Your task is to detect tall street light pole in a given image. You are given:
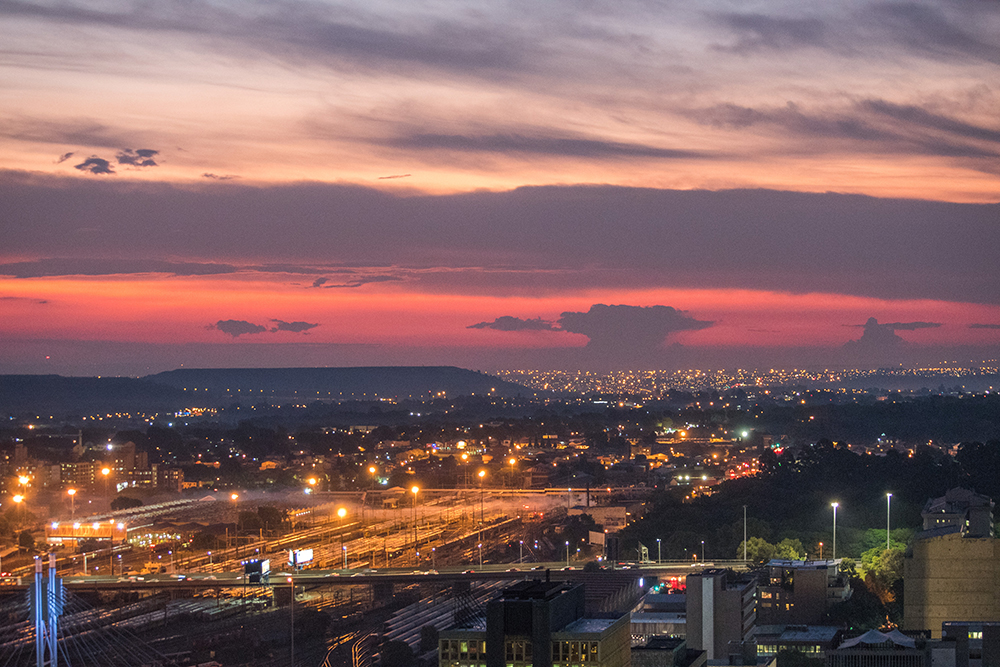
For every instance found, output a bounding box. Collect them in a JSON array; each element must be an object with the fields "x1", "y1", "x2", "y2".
[
  {"x1": 701, "y1": 540, "x2": 705, "y2": 563},
  {"x1": 743, "y1": 505, "x2": 748, "y2": 562},
  {"x1": 656, "y1": 538, "x2": 661, "y2": 564},
  {"x1": 68, "y1": 488, "x2": 76, "y2": 519},
  {"x1": 831, "y1": 502, "x2": 839, "y2": 560},
  {"x1": 477, "y1": 470, "x2": 486, "y2": 543},
  {"x1": 886, "y1": 493, "x2": 892, "y2": 550},
  {"x1": 411, "y1": 486, "x2": 420, "y2": 566}
]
